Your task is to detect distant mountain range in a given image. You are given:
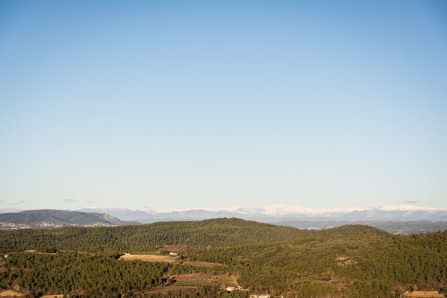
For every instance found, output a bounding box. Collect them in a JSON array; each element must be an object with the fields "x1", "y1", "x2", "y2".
[
  {"x1": 0, "y1": 209, "x2": 132, "y2": 230},
  {"x1": 77, "y1": 205, "x2": 447, "y2": 234},
  {"x1": 78, "y1": 205, "x2": 447, "y2": 223},
  {"x1": 1, "y1": 205, "x2": 447, "y2": 234}
]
